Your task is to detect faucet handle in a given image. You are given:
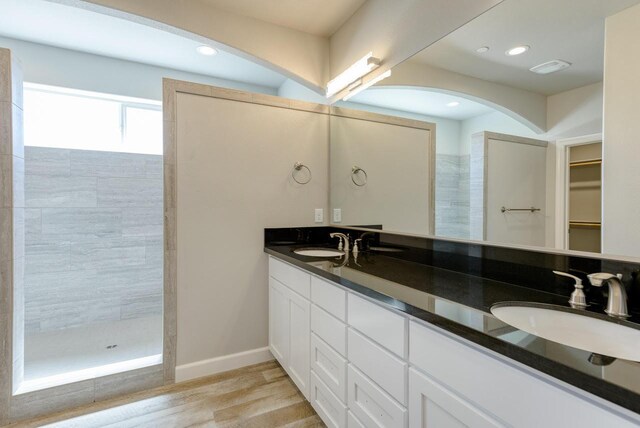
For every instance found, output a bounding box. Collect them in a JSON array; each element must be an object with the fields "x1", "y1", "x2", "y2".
[
  {"x1": 553, "y1": 271, "x2": 588, "y2": 309},
  {"x1": 553, "y1": 271, "x2": 583, "y2": 287}
]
